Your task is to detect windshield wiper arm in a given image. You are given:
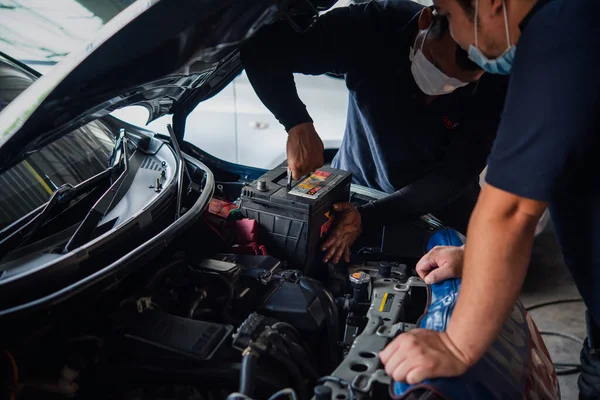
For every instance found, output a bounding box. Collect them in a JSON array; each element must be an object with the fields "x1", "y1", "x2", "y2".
[
  {"x1": 62, "y1": 130, "x2": 130, "y2": 253},
  {"x1": 0, "y1": 183, "x2": 74, "y2": 248},
  {"x1": 0, "y1": 165, "x2": 114, "y2": 258},
  {"x1": 166, "y1": 124, "x2": 192, "y2": 219},
  {"x1": 0, "y1": 131, "x2": 131, "y2": 259}
]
